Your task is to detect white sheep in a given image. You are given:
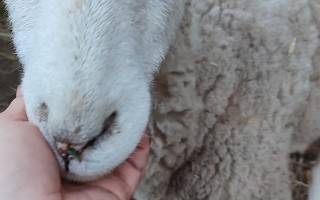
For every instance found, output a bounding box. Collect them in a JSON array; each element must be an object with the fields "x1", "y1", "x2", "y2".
[
  {"x1": 3, "y1": 0, "x2": 320, "y2": 199},
  {"x1": 134, "y1": 0, "x2": 320, "y2": 199},
  {"x1": 4, "y1": 0, "x2": 185, "y2": 182}
]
